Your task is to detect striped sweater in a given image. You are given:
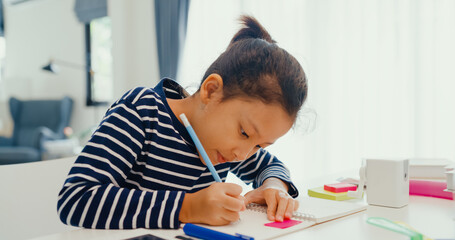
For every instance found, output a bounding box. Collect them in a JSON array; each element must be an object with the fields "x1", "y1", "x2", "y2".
[{"x1": 57, "y1": 79, "x2": 298, "y2": 229}]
